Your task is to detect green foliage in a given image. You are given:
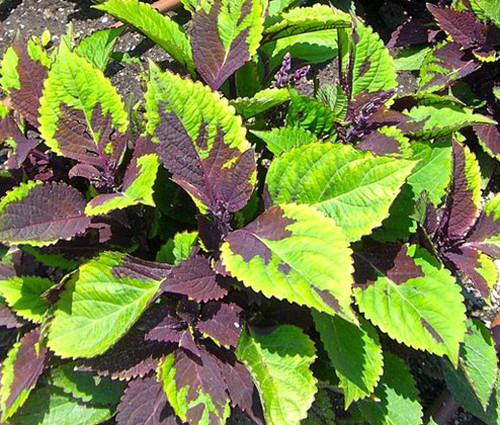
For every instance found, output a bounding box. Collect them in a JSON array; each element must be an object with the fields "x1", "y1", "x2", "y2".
[
  {"x1": 236, "y1": 325, "x2": 317, "y2": 425},
  {"x1": 75, "y1": 27, "x2": 125, "y2": 69}
]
